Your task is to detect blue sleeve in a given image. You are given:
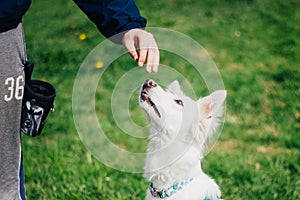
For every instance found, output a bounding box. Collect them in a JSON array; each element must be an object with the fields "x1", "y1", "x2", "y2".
[{"x1": 73, "y1": 0, "x2": 147, "y2": 43}]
